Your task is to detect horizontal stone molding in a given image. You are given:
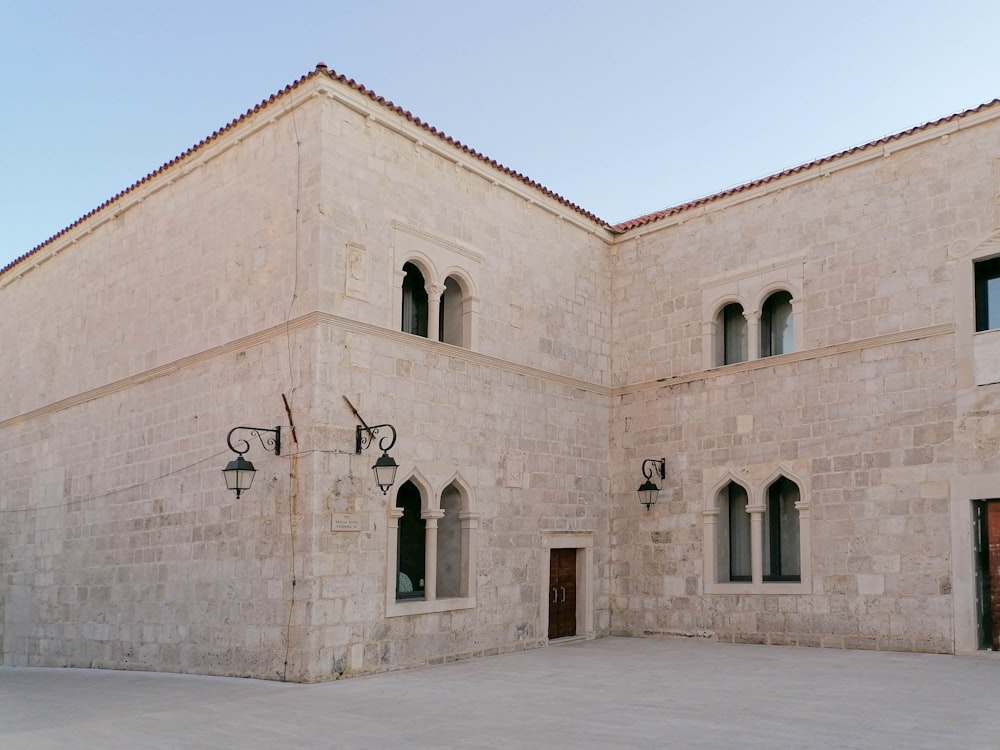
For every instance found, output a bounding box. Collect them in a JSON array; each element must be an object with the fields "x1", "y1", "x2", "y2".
[
  {"x1": 0, "y1": 318, "x2": 956, "y2": 430},
  {"x1": 614, "y1": 323, "x2": 956, "y2": 397},
  {"x1": 0, "y1": 312, "x2": 611, "y2": 430}
]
